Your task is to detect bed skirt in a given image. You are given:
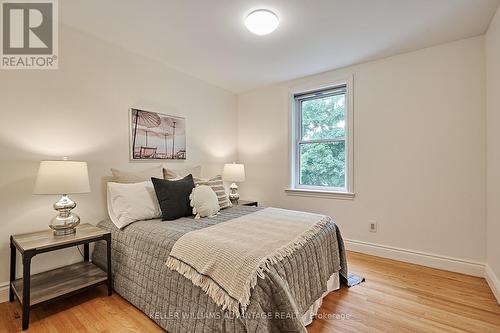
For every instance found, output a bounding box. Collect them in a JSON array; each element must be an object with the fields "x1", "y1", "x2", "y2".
[{"x1": 303, "y1": 272, "x2": 340, "y2": 326}]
